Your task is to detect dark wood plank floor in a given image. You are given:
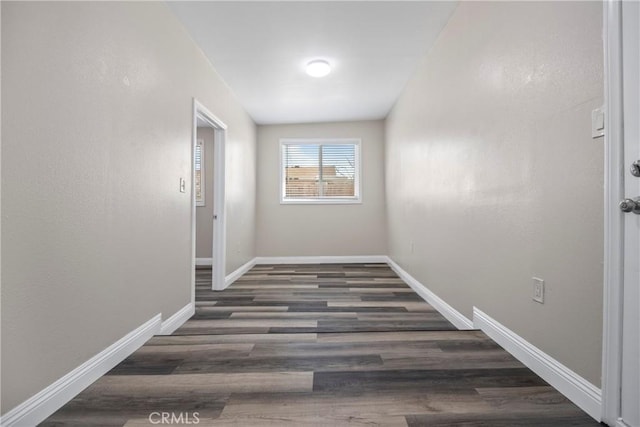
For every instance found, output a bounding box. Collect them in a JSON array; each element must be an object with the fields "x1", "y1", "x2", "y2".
[{"x1": 42, "y1": 264, "x2": 600, "y2": 426}]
